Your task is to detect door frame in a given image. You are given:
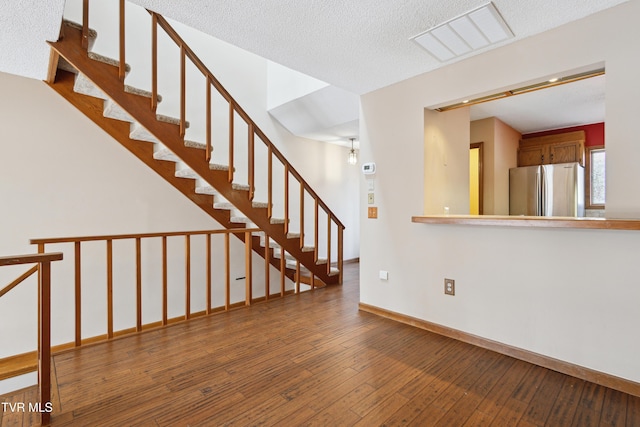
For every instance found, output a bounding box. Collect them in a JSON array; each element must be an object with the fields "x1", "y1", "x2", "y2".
[{"x1": 470, "y1": 142, "x2": 484, "y2": 215}]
